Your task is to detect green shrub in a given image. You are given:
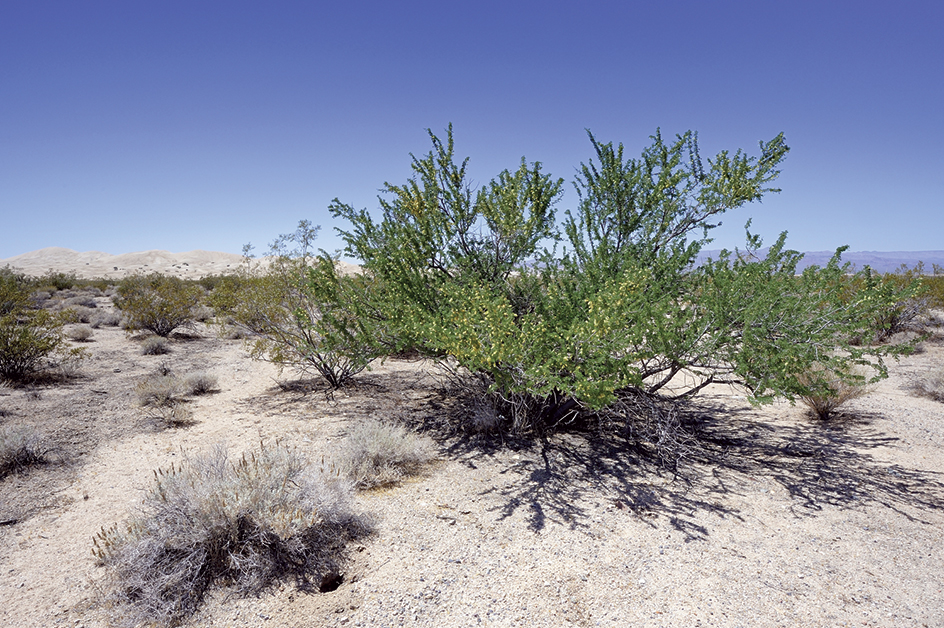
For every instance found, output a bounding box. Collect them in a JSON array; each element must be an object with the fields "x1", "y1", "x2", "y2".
[
  {"x1": 114, "y1": 274, "x2": 203, "y2": 337},
  {"x1": 335, "y1": 419, "x2": 435, "y2": 489},
  {"x1": 94, "y1": 442, "x2": 366, "y2": 627},
  {"x1": 210, "y1": 222, "x2": 384, "y2": 388},
  {"x1": 330, "y1": 126, "x2": 911, "y2": 437},
  {"x1": 0, "y1": 424, "x2": 47, "y2": 477},
  {"x1": 0, "y1": 273, "x2": 82, "y2": 383}
]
